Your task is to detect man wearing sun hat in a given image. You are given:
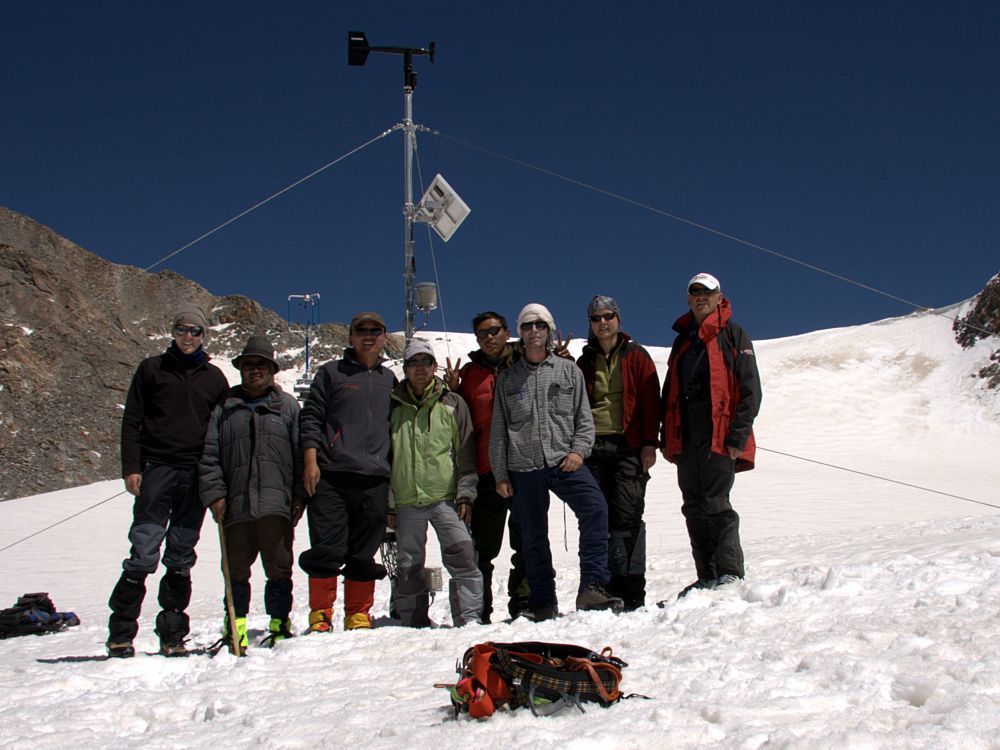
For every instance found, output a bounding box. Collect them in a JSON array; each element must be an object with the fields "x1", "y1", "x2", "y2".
[
  {"x1": 659, "y1": 273, "x2": 762, "y2": 600},
  {"x1": 199, "y1": 335, "x2": 304, "y2": 652},
  {"x1": 489, "y1": 303, "x2": 624, "y2": 620},
  {"x1": 107, "y1": 303, "x2": 228, "y2": 658},
  {"x1": 298, "y1": 311, "x2": 397, "y2": 631}
]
